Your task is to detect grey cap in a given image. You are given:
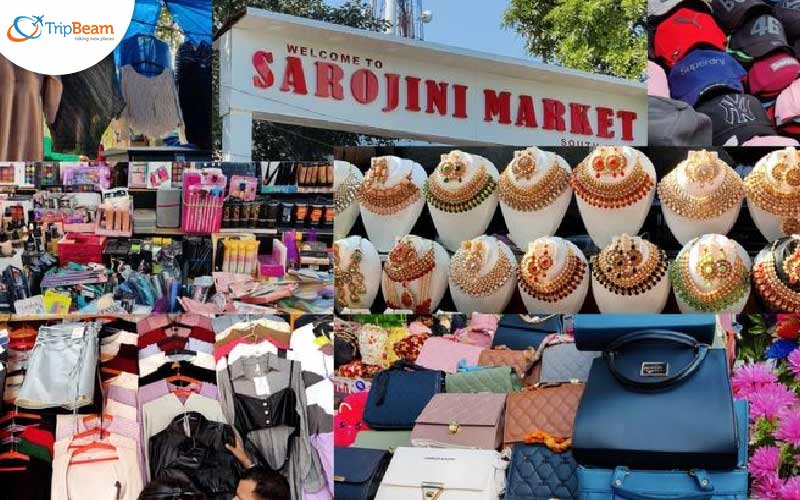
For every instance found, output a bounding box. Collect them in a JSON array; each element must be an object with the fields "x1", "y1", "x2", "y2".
[
  {"x1": 648, "y1": 96, "x2": 714, "y2": 145},
  {"x1": 649, "y1": 0, "x2": 710, "y2": 16}
]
